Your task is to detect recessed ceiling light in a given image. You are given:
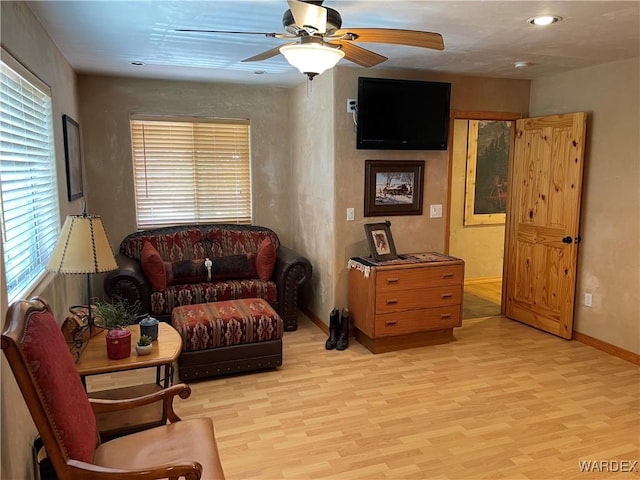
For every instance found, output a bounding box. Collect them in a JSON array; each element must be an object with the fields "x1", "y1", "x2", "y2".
[
  {"x1": 527, "y1": 15, "x2": 562, "y2": 26},
  {"x1": 514, "y1": 61, "x2": 530, "y2": 69},
  {"x1": 130, "y1": 61, "x2": 145, "y2": 66},
  {"x1": 254, "y1": 70, "x2": 267, "y2": 75}
]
